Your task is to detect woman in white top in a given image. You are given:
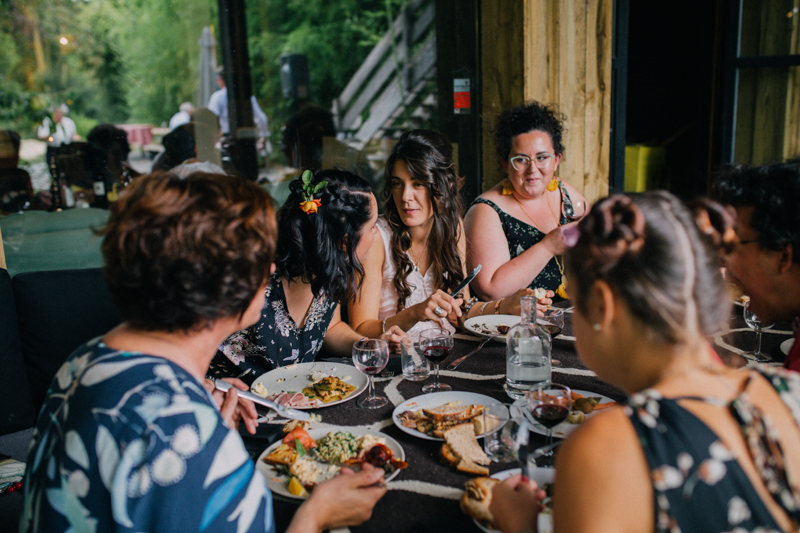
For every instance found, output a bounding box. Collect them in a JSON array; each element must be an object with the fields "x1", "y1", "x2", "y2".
[{"x1": 348, "y1": 130, "x2": 545, "y2": 340}]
